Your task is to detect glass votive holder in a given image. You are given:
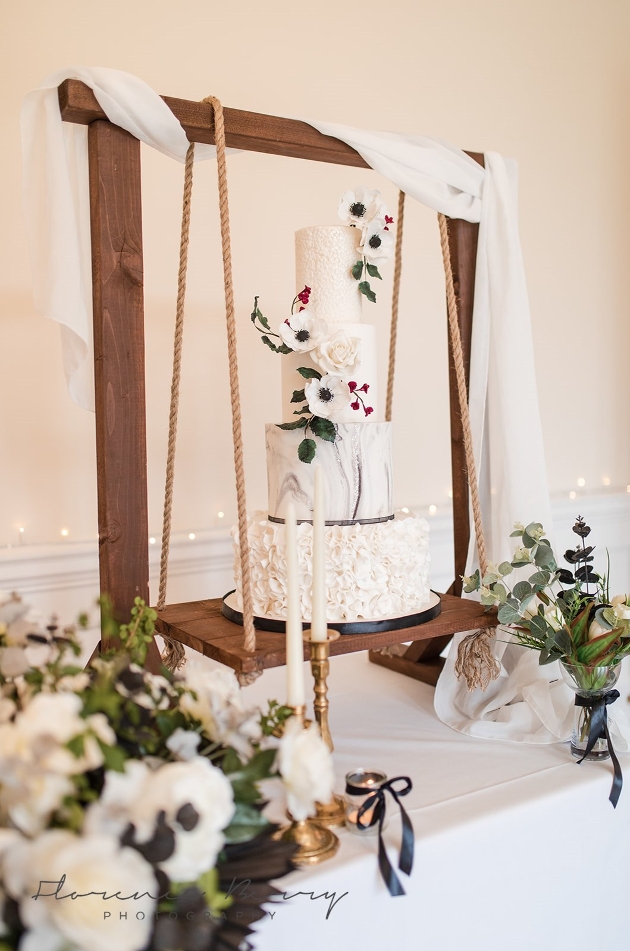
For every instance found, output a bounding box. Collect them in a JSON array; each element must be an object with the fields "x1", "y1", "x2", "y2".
[{"x1": 344, "y1": 768, "x2": 387, "y2": 836}]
